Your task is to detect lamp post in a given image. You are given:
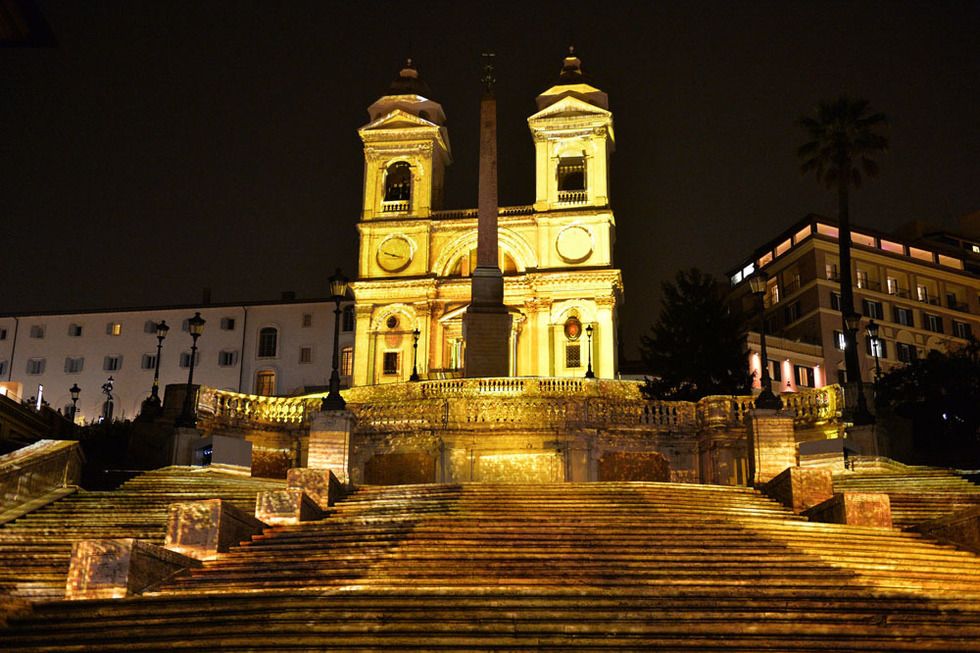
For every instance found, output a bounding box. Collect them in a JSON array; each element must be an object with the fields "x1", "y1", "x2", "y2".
[
  {"x1": 866, "y1": 318, "x2": 882, "y2": 391},
  {"x1": 410, "y1": 327, "x2": 421, "y2": 382},
  {"x1": 177, "y1": 312, "x2": 206, "y2": 428},
  {"x1": 844, "y1": 311, "x2": 873, "y2": 424},
  {"x1": 584, "y1": 324, "x2": 596, "y2": 379},
  {"x1": 322, "y1": 268, "x2": 349, "y2": 411},
  {"x1": 69, "y1": 383, "x2": 80, "y2": 424},
  {"x1": 141, "y1": 320, "x2": 170, "y2": 416},
  {"x1": 748, "y1": 271, "x2": 781, "y2": 410}
]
